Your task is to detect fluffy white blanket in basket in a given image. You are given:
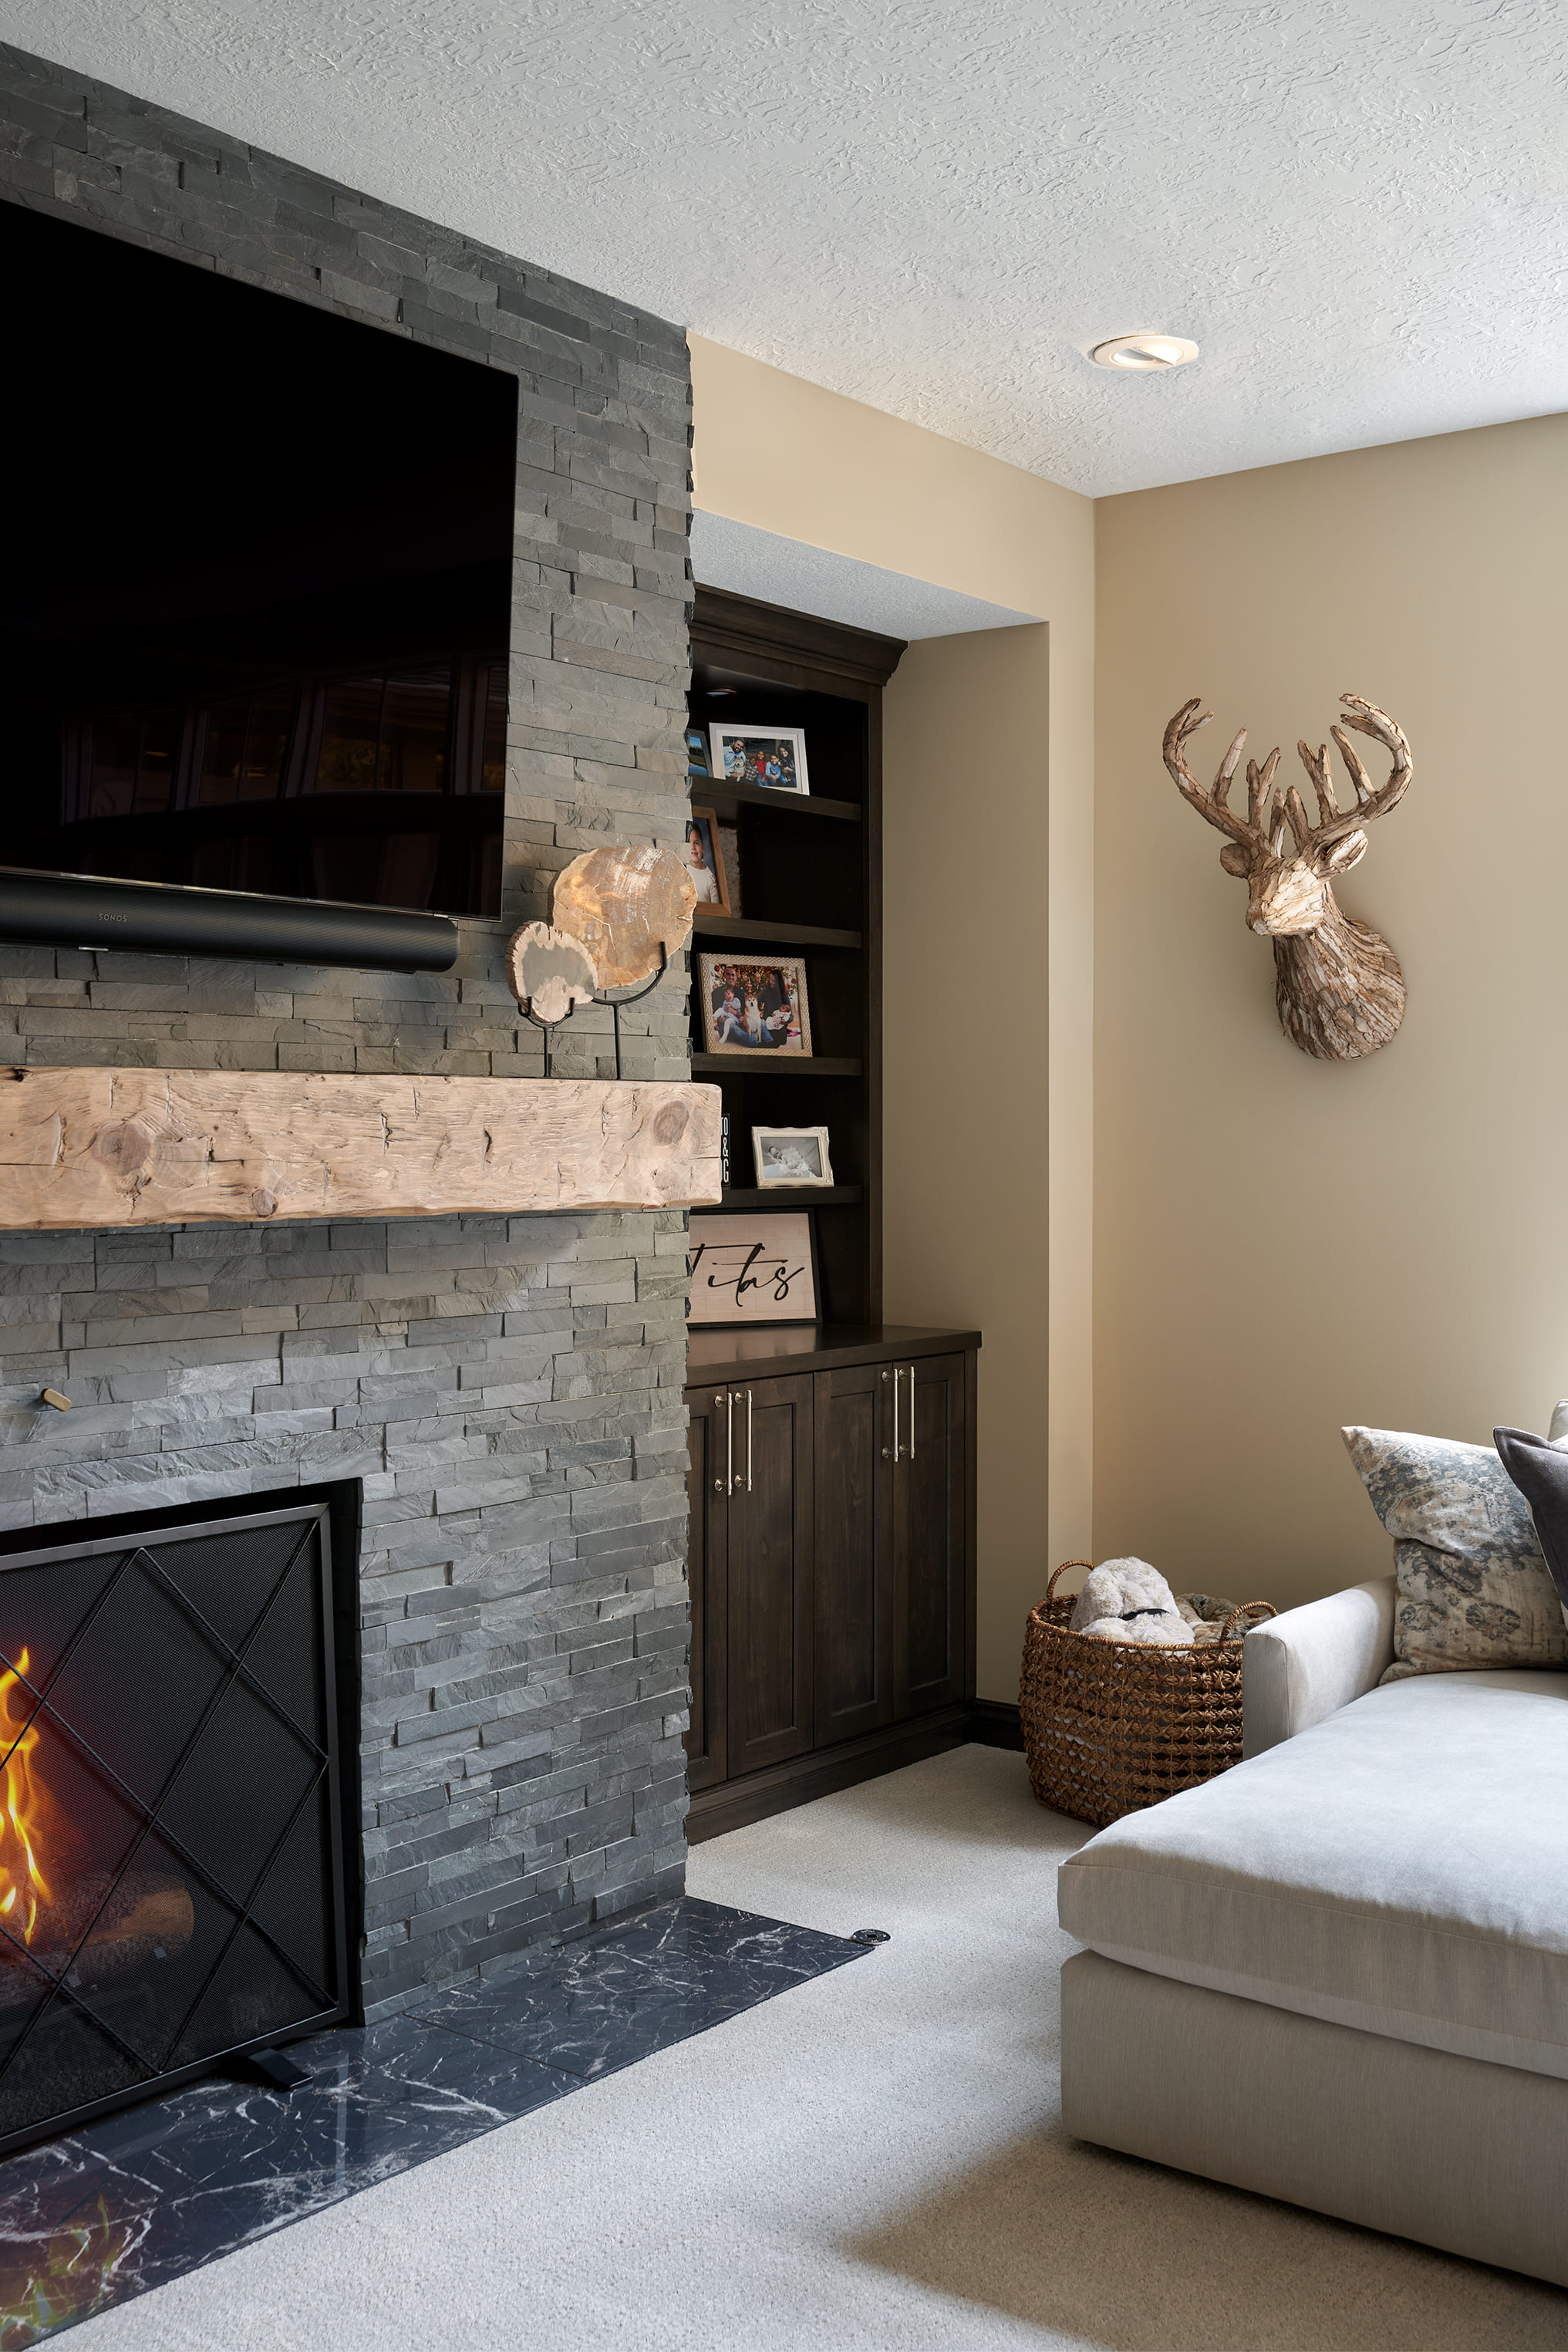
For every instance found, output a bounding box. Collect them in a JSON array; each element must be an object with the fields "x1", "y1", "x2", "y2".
[{"x1": 1068, "y1": 1558, "x2": 1192, "y2": 1645}]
